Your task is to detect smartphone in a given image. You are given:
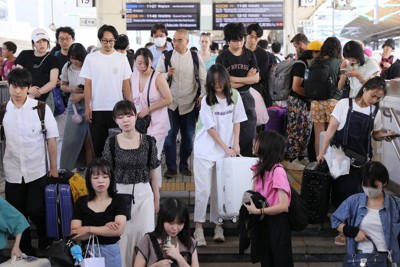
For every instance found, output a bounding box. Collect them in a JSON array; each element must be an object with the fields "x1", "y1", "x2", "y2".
[{"x1": 383, "y1": 133, "x2": 400, "y2": 138}]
